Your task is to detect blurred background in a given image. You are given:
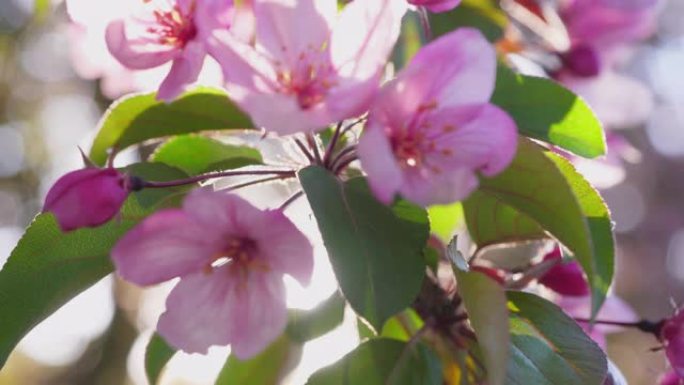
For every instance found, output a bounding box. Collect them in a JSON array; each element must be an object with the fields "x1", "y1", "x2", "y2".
[{"x1": 0, "y1": 0, "x2": 682, "y2": 384}]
